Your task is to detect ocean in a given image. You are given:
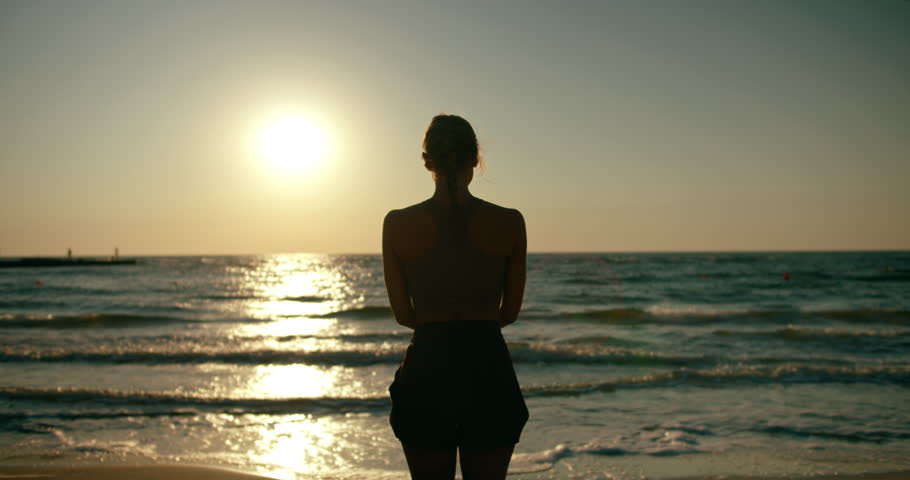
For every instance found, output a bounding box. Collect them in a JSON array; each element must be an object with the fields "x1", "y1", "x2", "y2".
[{"x1": 1, "y1": 252, "x2": 909, "y2": 479}]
